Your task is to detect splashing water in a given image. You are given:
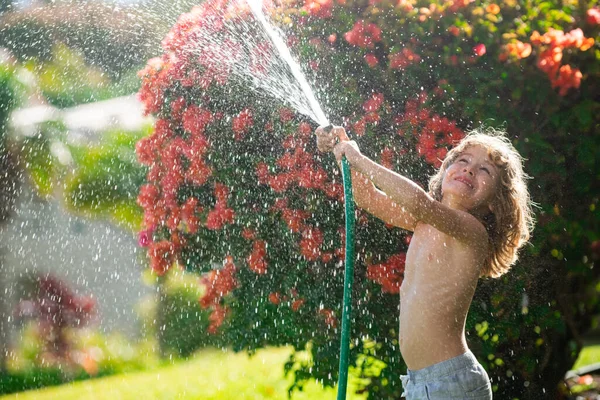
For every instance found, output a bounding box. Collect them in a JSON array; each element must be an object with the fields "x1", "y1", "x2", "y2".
[
  {"x1": 183, "y1": 0, "x2": 329, "y2": 126},
  {"x1": 245, "y1": 0, "x2": 329, "y2": 126}
]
